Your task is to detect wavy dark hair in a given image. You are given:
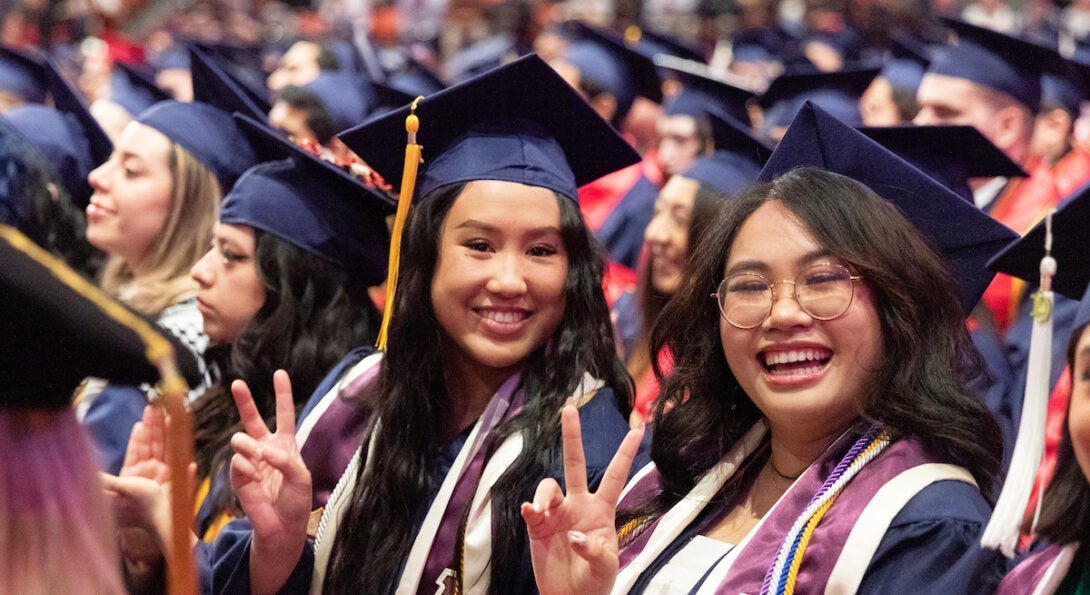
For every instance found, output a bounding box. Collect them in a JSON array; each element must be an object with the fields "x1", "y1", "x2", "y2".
[
  {"x1": 192, "y1": 229, "x2": 378, "y2": 523},
  {"x1": 0, "y1": 126, "x2": 103, "y2": 278},
  {"x1": 324, "y1": 182, "x2": 632, "y2": 593},
  {"x1": 1036, "y1": 323, "x2": 1090, "y2": 572},
  {"x1": 622, "y1": 166, "x2": 1002, "y2": 524}
]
